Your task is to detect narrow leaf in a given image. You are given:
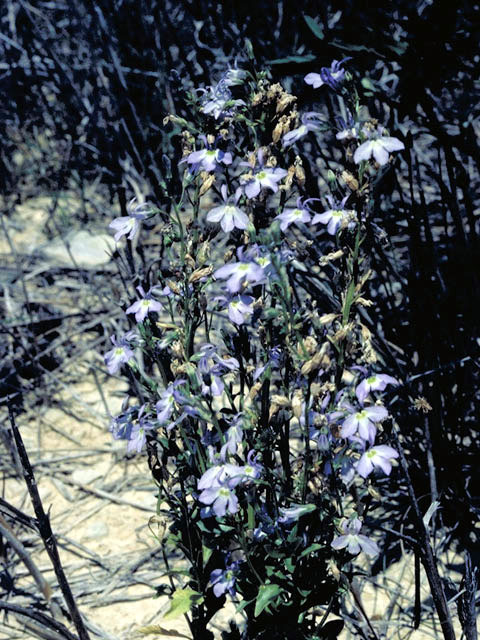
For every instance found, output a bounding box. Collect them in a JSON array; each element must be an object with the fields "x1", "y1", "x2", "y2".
[
  {"x1": 299, "y1": 543, "x2": 324, "y2": 558},
  {"x1": 137, "y1": 625, "x2": 191, "y2": 638},
  {"x1": 304, "y1": 14, "x2": 324, "y2": 40},
  {"x1": 267, "y1": 54, "x2": 316, "y2": 65},
  {"x1": 342, "y1": 280, "x2": 356, "y2": 323},
  {"x1": 202, "y1": 545, "x2": 213, "y2": 566}
]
